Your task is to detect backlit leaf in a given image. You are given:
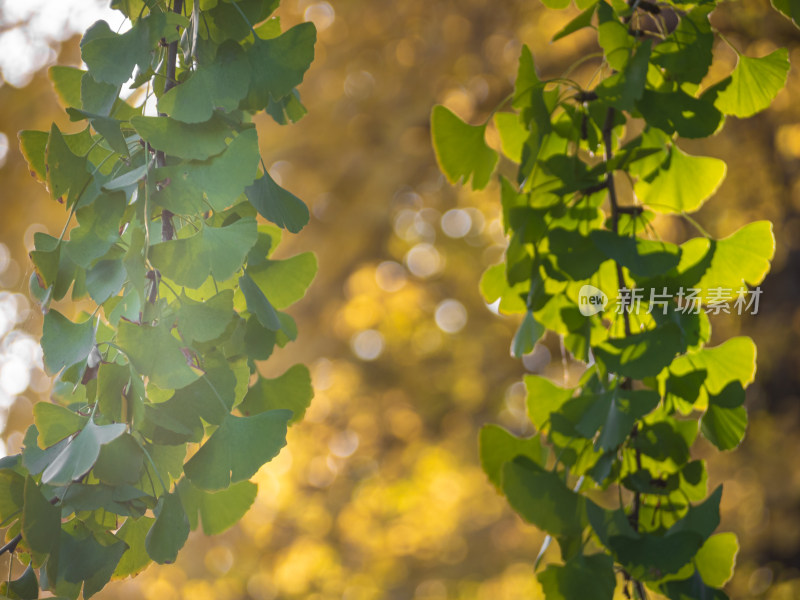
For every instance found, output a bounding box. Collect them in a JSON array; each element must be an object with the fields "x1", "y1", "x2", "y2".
[
  {"x1": 152, "y1": 128, "x2": 260, "y2": 214},
  {"x1": 479, "y1": 425, "x2": 544, "y2": 489},
  {"x1": 431, "y1": 105, "x2": 498, "y2": 190},
  {"x1": 695, "y1": 532, "x2": 739, "y2": 588},
  {"x1": 246, "y1": 252, "x2": 317, "y2": 310},
  {"x1": 634, "y1": 145, "x2": 727, "y2": 214},
  {"x1": 239, "y1": 364, "x2": 313, "y2": 424},
  {"x1": 149, "y1": 217, "x2": 258, "y2": 288},
  {"x1": 178, "y1": 478, "x2": 258, "y2": 535},
  {"x1": 713, "y1": 49, "x2": 790, "y2": 118},
  {"x1": 184, "y1": 410, "x2": 292, "y2": 491}
]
